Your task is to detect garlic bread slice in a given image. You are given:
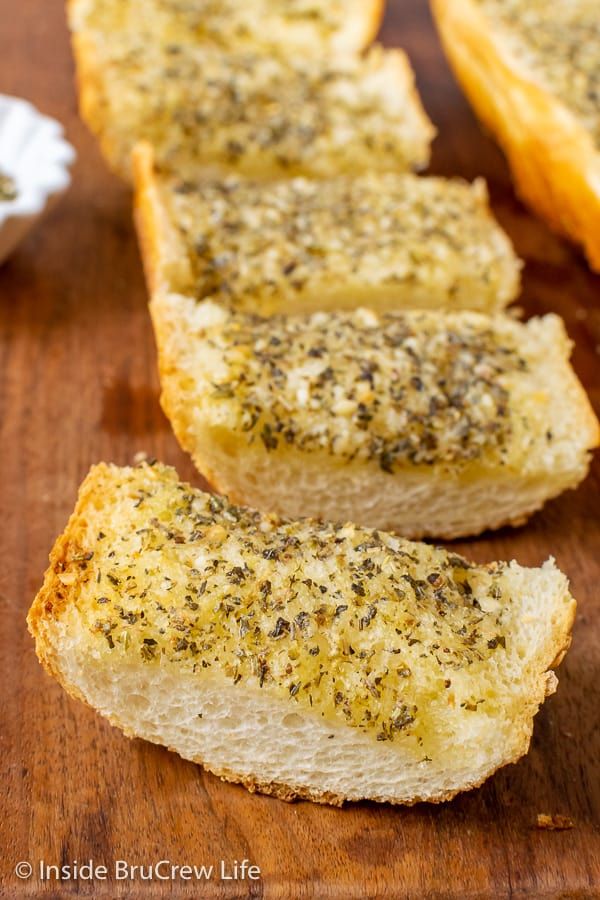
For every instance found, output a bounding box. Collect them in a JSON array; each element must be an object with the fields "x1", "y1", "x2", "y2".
[
  {"x1": 133, "y1": 142, "x2": 520, "y2": 314},
  {"x1": 152, "y1": 296, "x2": 598, "y2": 538},
  {"x1": 29, "y1": 462, "x2": 575, "y2": 806}
]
